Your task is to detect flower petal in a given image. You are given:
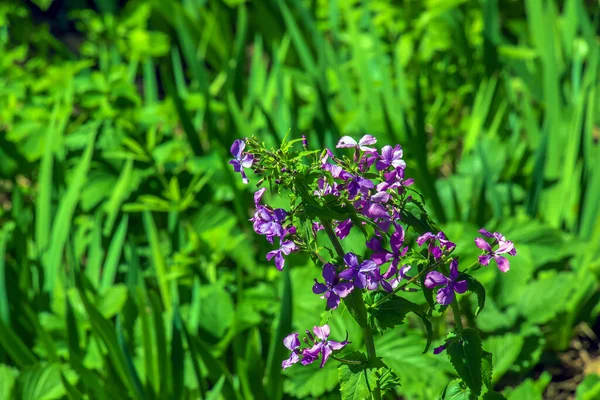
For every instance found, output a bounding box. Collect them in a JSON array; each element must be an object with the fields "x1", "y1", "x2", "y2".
[
  {"x1": 320, "y1": 345, "x2": 332, "y2": 368},
  {"x1": 312, "y1": 281, "x2": 328, "y2": 295},
  {"x1": 326, "y1": 292, "x2": 341, "y2": 309},
  {"x1": 478, "y1": 254, "x2": 492, "y2": 266},
  {"x1": 322, "y1": 263, "x2": 337, "y2": 285},
  {"x1": 494, "y1": 256, "x2": 510, "y2": 273},
  {"x1": 313, "y1": 325, "x2": 331, "y2": 341},
  {"x1": 437, "y1": 286, "x2": 455, "y2": 305},
  {"x1": 359, "y1": 260, "x2": 379, "y2": 272},
  {"x1": 282, "y1": 352, "x2": 299, "y2": 369},
  {"x1": 336, "y1": 136, "x2": 358, "y2": 148},
  {"x1": 359, "y1": 135, "x2": 377, "y2": 146},
  {"x1": 449, "y1": 259, "x2": 459, "y2": 280},
  {"x1": 343, "y1": 252, "x2": 359, "y2": 269},
  {"x1": 254, "y1": 188, "x2": 266, "y2": 207},
  {"x1": 416, "y1": 232, "x2": 434, "y2": 246},
  {"x1": 454, "y1": 280, "x2": 468, "y2": 294},
  {"x1": 333, "y1": 282, "x2": 354, "y2": 298},
  {"x1": 424, "y1": 271, "x2": 449, "y2": 289},
  {"x1": 339, "y1": 268, "x2": 356, "y2": 281},
  {"x1": 433, "y1": 344, "x2": 447, "y2": 354},
  {"x1": 496, "y1": 240, "x2": 515, "y2": 255},
  {"x1": 230, "y1": 139, "x2": 245, "y2": 158},
  {"x1": 475, "y1": 237, "x2": 492, "y2": 252},
  {"x1": 283, "y1": 332, "x2": 300, "y2": 351},
  {"x1": 478, "y1": 228, "x2": 494, "y2": 238}
]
